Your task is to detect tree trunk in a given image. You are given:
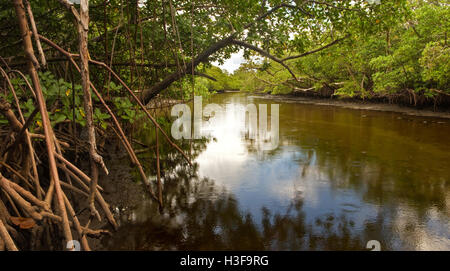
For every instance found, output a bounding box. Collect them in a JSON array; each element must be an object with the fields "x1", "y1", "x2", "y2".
[
  {"x1": 140, "y1": 36, "x2": 235, "y2": 103},
  {"x1": 78, "y1": 0, "x2": 106, "y2": 220},
  {"x1": 12, "y1": 0, "x2": 73, "y2": 246}
]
